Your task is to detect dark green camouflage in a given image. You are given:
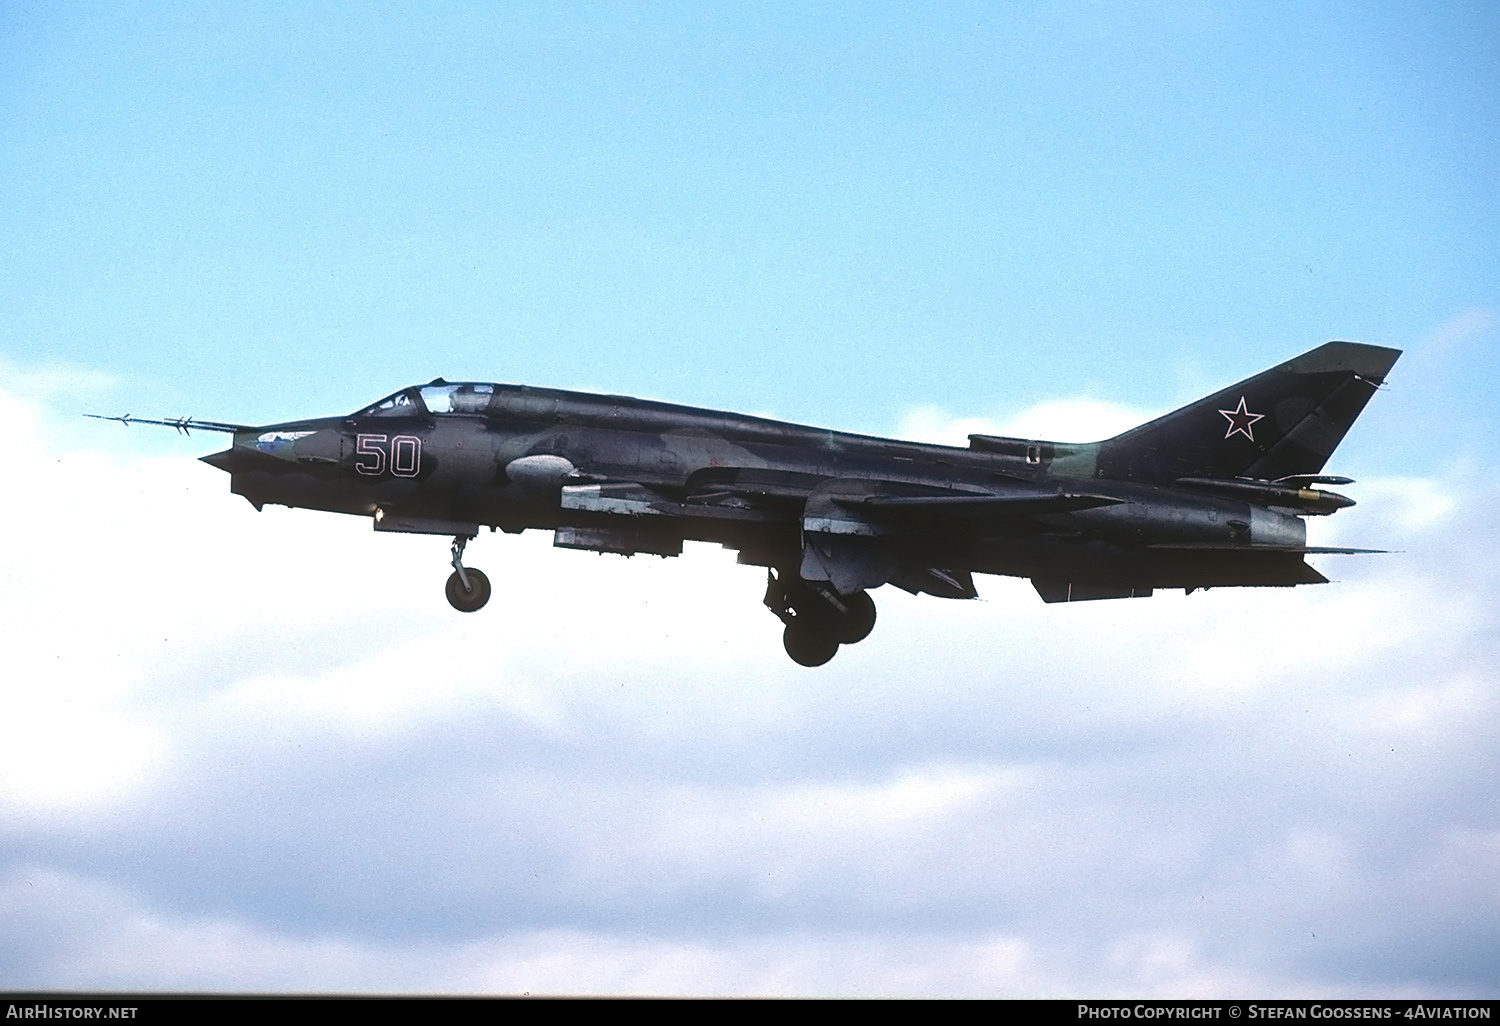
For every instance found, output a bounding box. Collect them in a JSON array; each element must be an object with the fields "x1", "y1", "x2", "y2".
[{"x1": 105, "y1": 340, "x2": 1400, "y2": 665}]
